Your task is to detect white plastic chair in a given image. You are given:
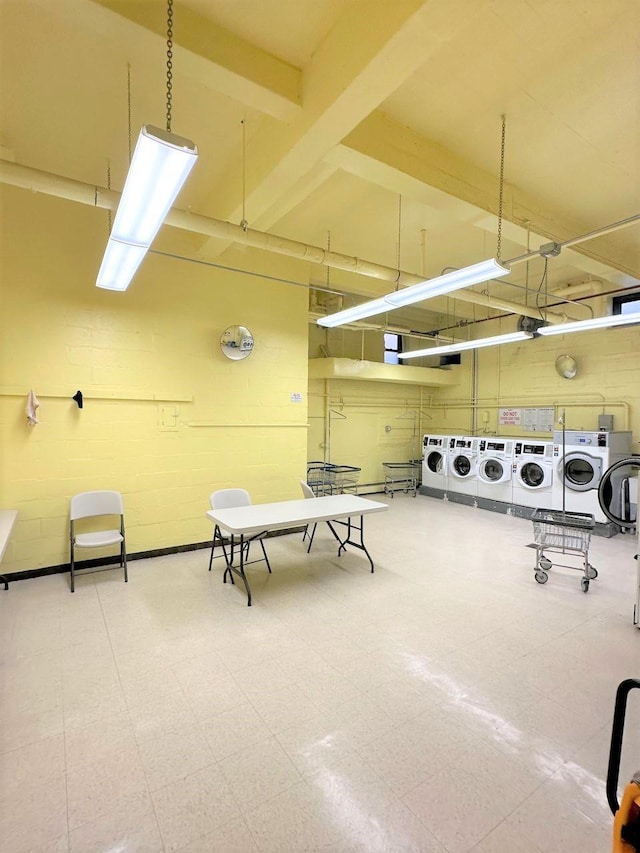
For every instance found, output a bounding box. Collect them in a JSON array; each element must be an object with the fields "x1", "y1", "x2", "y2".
[
  {"x1": 300, "y1": 480, "x2": 319, "y2": 551},
  {"x1": 208, "y1": 489, "x2": 271, "y2": 574},
  {"x1": 300, "y1": 479, "x2": 342, "y2": 553},
  {"x1": 69, "y1": 490, "x2": 127, "y2": 593}
]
